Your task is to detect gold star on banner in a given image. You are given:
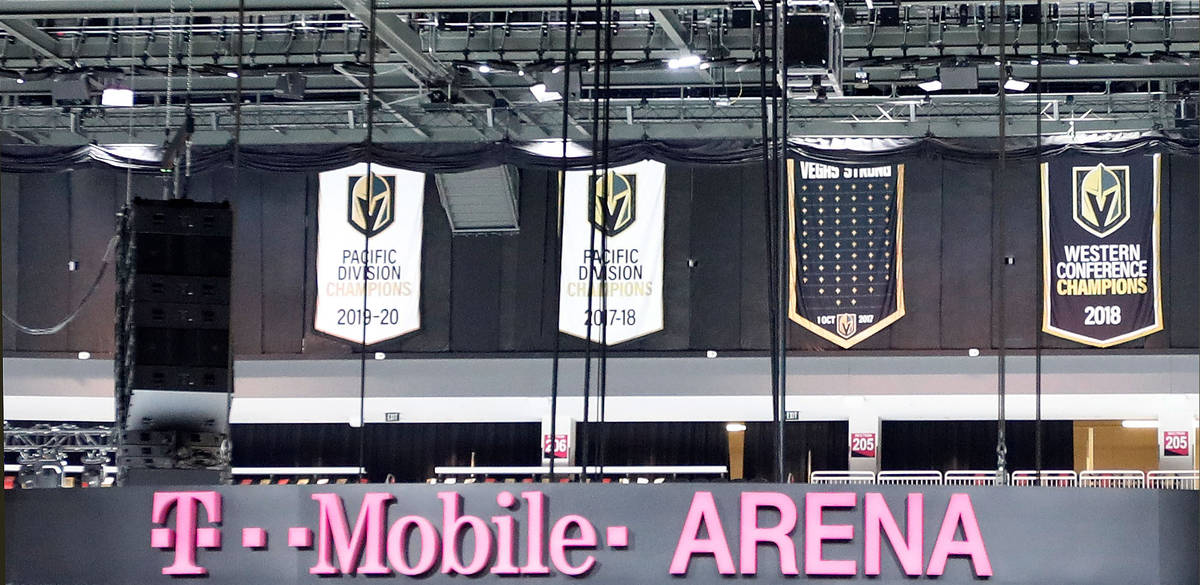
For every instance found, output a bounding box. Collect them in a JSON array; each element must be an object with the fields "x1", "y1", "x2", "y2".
[
  {"x1": 802, "y1": 219, "x2": 809, "y2": 225},
  {"x1": 818, "y1": 185, "x2": 825, "y2": 191},
  {"x1": 835, "y1": 242, "x2": 841, "y2": 248},
  {"x1": 868, "y1": 195, "x2": 874, "y2": 201},
  {"x1": 803, "y1": 231, "x2": 809, "y2": 237},
  {"x1": 835, "y1": 196, "x2": 841, "y2": 202},
  {"x1": 852, "y1": 275, "x2": 858, "y2": 282},
  {"x1": 868, "y1": 241, "x2": 875, "y2": 247},
  {"x1": 835, "y1": 288, "x2": 842, "y2": 294},
  {"x1": 869, "y1": 287, "x2": 875, "y2": 293},
  {"x1": 835, "y1": 207, "x2": 841, "y2": 214},
  {"x1": 836, "y1": 299, "x2": 842, "y2": 306},
  {"x1": 818, "y1": 208, "x2": 825, "y2": 214},
  {"x1": 852, "y1": 287, "x2": 858, "y2": 294},
  {"x1": 851, "y1": 299, "x2": 858, "y2": 305},
  {"x1": 852, "y1": 253, "x2": 859, "y2": 259},
  {"x1": 851, "y1": 207, "x2": 857, "y2": 213},
  {"x1": 851, "y1": 242, "x2": 858, "y2": 248},
  {"x1": 851, "y1": 230, "x2": 858, "y2": 236},
  {"x1": 803, "y1": 265, "x2": 808, "y2": 271},
  {"x1": 867, "y1": 184, "x2": 873, "y2": 189},
  {"x1": 819, "y1": 230, "x2": 825, "y2": 237},
  {"x1": 885, "y1": 275, "x2": 890, "y2": 280},
  {"x1": 802, "y1": 277, "x2": 809, "y2": 283},
  {"x1": 885, "y1": 251, "x2": 891, "y2": 257},
  {"x1": 819, "y1": 253, "x2": 825, "y2": 260},
  {"x1": 802, "y1": 254, "x2": 809, "y2": 260},
  {"x1": 884, "y1": 193, "x2": 891, "y2": 199},
  {"x1": 868, "y1": 206, "x2": 874, "y2": 213},
  {"x1": 835, "y1": 219, "x2": 842, "y2": 225},
  {"x1": 835, "y1": 185, "x2": 841, "y2": 191},
  {"x1": 885, "y1": 228, "x2": 891, "y2": 235},
  {"x1": 884, "y1": 183, "x2": 890, "y2": 189},
  {"x1": 801, "y1": 186, "x2": 808, "y2": 191},
  {"x1": 802, "y1": 242, "x2": 809, "y2": 248},
  {"x1": 868, "y1": 218, "x2": 875, "y2": 224},
  {"x1": 835, "y1": 265, "x2": 842, "y2": 271},
  {"x1": 869, "y1": 264, "x2": 875, "y2": 270},
  {"x1": 851, "y1": 187, "x2": 857, "y2": 192},
  {"x1": 852, "y1": 265, "x2": 858, "y2": 270},
  {"x1": 819, "y1": 276, "x2": 825, "y2": 283},
  {"x1": 835, "y1": 276, "x2": 842, "y2": 282},
  {"x1": 818, "y1": 219, "x2": 825, "y2": 226},
  {"x1": 868, "y1": 275, "x2": 875, "y2": 282},
  {"x1": 802, "y1": 208, "x2": 808, "y2": 214},
  {"x1": 819, "y1": 288, "x2": 825, "y2": 294},
  {"x1": 819, "y1": 265, "x2": 825, "y2": 271},
  {"x1": 851, "y1": 218, "x2": 858, "y2": 224}
]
